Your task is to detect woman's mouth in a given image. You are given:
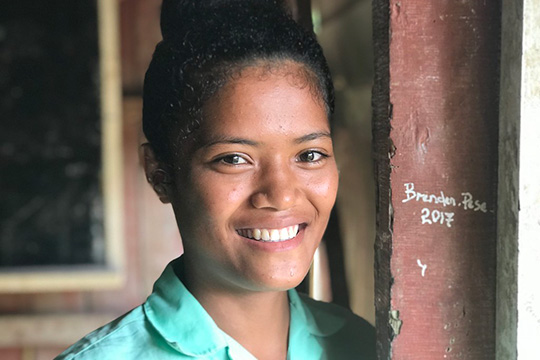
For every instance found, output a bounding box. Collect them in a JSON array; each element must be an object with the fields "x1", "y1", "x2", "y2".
[{"x1": 236, "y1": 224, "x2": 300, "y2": 242}]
